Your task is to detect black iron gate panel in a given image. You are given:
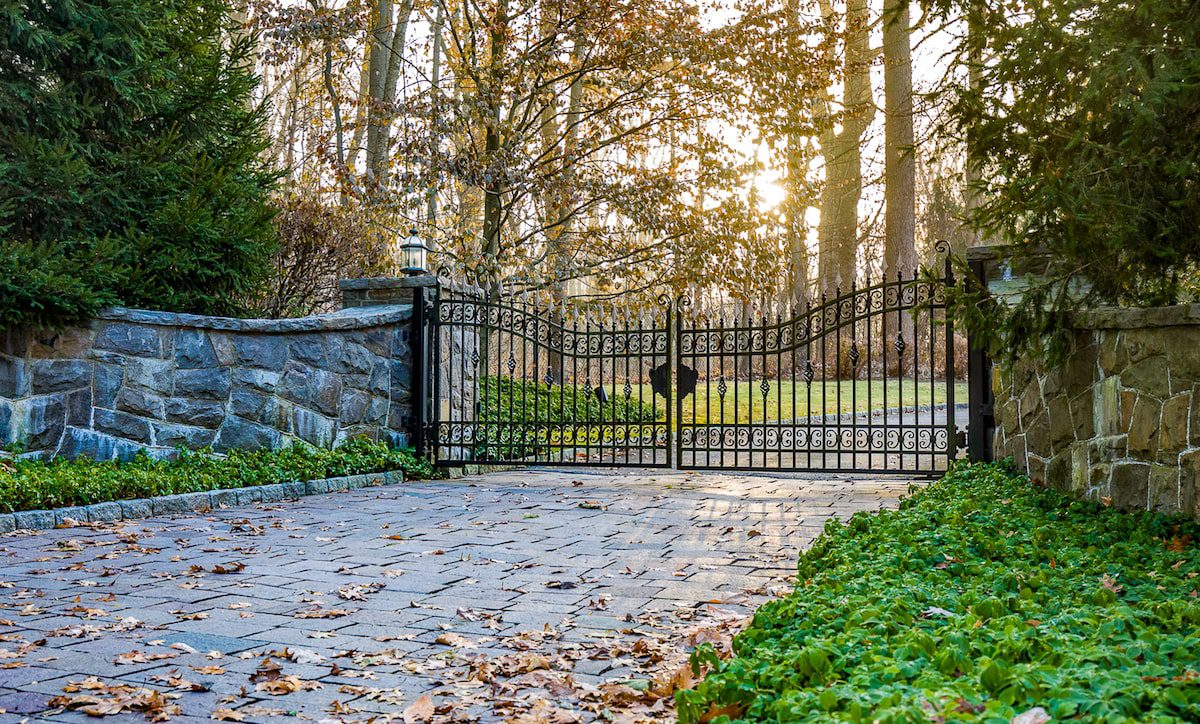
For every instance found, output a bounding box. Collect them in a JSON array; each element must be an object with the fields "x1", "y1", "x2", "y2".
[
  {"x1": 675, "y1": 265, "x2": 964, "y2": 474},
  {"x1": 431, "y1": 287, "x2": 672, "y2": 467}
]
